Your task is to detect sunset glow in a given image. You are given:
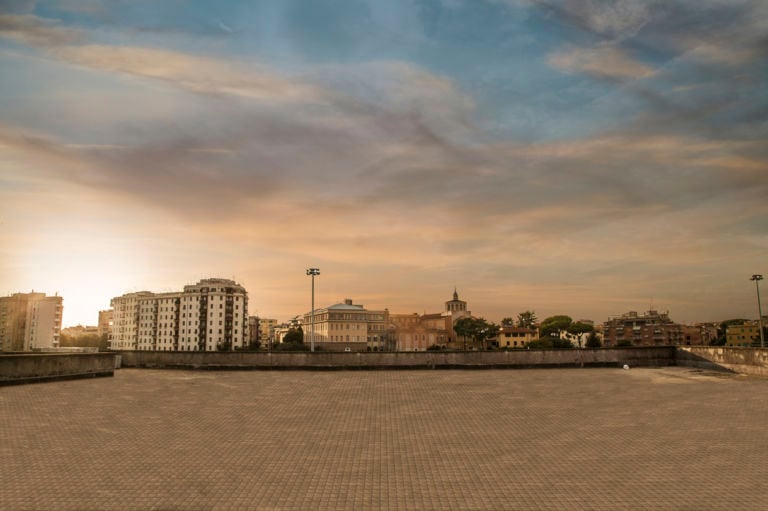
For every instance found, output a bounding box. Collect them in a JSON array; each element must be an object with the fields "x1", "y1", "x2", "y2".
[{"x1": 1, "y1": 1, "x2": 766, "y2": 326}]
